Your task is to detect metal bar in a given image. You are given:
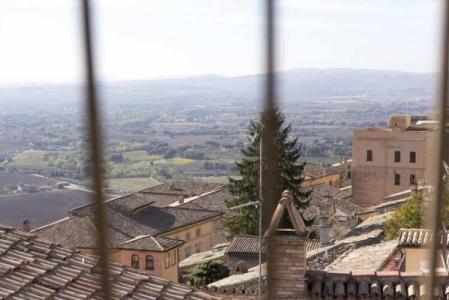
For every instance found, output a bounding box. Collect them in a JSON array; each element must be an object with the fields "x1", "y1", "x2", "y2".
[
  {"x1": 258, "y1": 133, "x2": 263, "y2": 296},
  {"x1": 425, "y1": 0, "x2": 449, "y2": 298},
  {"x1": 261, "y1": 0, "x2": 279, "y2": 233},
  {"x1": 263, "y1": 0, "x2": 280, "y2": 298},
  {"x1": 80, "y1": 1, "x2": 111, "y2": 298}
]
